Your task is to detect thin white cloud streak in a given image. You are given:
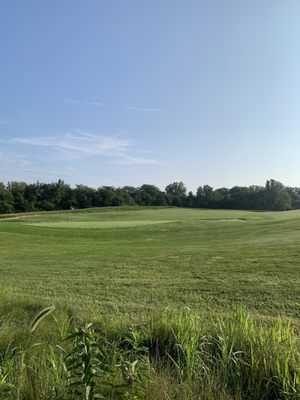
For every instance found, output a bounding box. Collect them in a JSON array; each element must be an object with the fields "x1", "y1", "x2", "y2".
[
  {"x1": 0, "y1": 150, "x2": 37, "y2": 181},
  {"x1": 9, "y1": 132, "x2": 159, "y2": 165},
  {"x1": 124, "y1": 106, "x2": 163, "y2": 112},
  {"x1": 0, "y1": 150, "x2": 32, "y2": 168},
  {"x1": 65, "y1": 98, "x2": 102, "y2": 107},
  {"x1": 0, "y1": 149, "x2": 88, "y2": 183},
  {"x1": 112, "y1": 153, "x2": 159, "y2": 165}
]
